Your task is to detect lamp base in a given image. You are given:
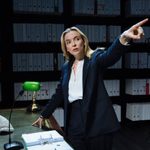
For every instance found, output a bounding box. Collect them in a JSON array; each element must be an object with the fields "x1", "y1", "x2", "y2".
[
  {"x1": 4, "y1": 141, "x2": 24, "y2": 150},
  {"x1": 26, "y1": 103, "x2": 41, "y2": 113}
]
